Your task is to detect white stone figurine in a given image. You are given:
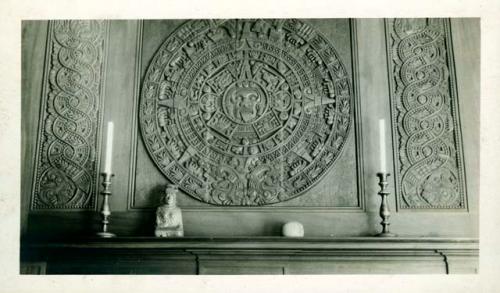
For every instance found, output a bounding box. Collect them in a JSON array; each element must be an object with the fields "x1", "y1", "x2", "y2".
[{"x1": 155, "y1": 184, "x2": 184, "y2": 237}]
